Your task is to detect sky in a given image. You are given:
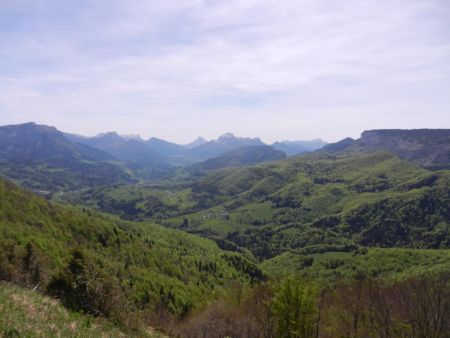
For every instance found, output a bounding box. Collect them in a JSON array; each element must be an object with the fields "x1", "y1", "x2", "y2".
[{"x1": 0, "y1": 0, "x2": 449, "y2": 144}]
